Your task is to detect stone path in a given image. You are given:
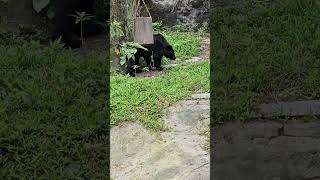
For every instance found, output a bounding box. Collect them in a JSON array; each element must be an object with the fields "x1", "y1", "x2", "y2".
[
  {"x1": 111, "y1": 93, "x2": 210, "y2": 180},
  {"x1": 212, "y1": 120, "x2": 320, "y2": 180},
  {"x1": 200, "y1": 38, "x2": 210, "y2": 60}
]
